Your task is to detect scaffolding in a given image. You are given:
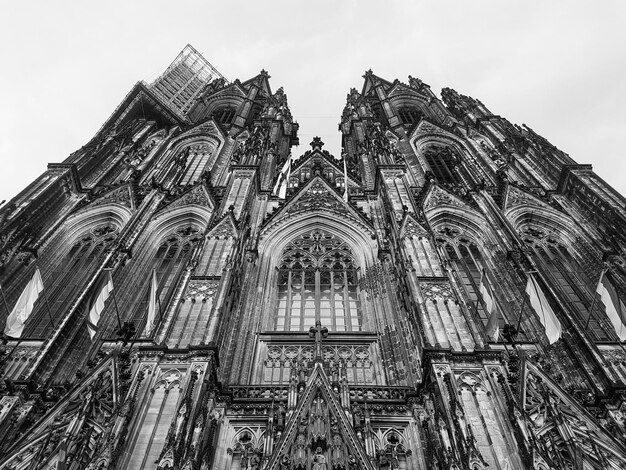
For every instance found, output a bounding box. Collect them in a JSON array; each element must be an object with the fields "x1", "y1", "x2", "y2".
[{"x1": 150, "y1": 44, "x2": 227, "y2": 118}]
